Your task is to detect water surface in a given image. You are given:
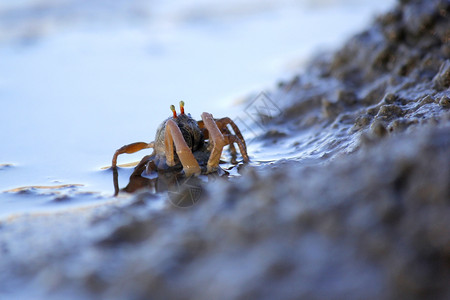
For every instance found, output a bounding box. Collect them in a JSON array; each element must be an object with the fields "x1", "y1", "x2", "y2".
[{"x1": 0, "y1": 0, "x2": 395, "y2": 218}]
